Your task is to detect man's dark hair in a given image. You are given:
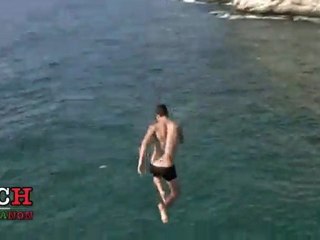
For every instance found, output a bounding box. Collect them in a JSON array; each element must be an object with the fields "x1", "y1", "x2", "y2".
[{"x1": 155, "y1": 104, "x2": 169, "y2": 117}]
